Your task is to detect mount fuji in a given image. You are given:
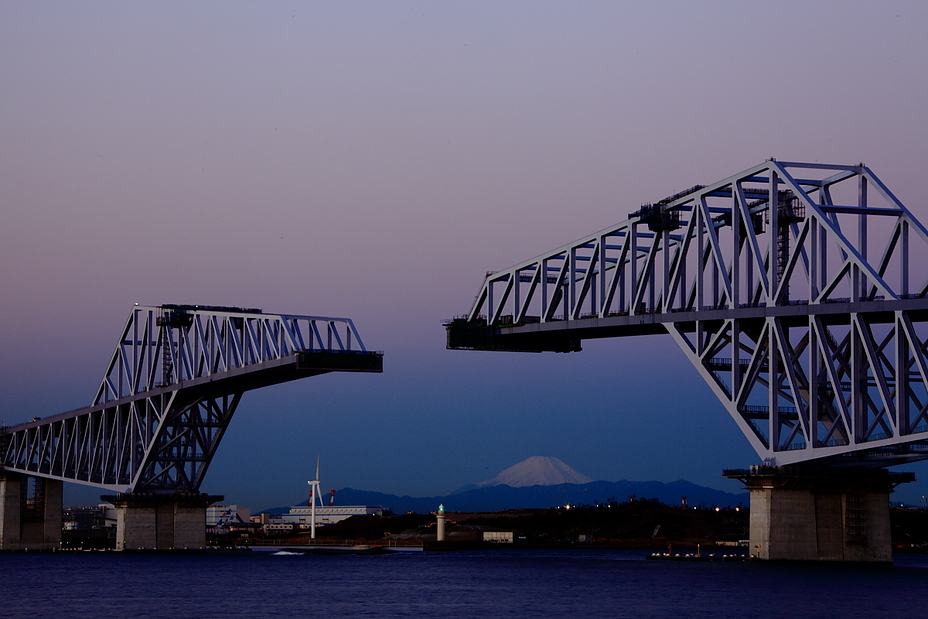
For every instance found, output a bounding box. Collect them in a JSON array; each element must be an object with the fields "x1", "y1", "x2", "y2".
[
  {"x1": 457, "y1": 456, "x2": 594, "y2": 492},
  {"x1": 480, "y1": 455, "x2": 593, "y2": 487}
]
